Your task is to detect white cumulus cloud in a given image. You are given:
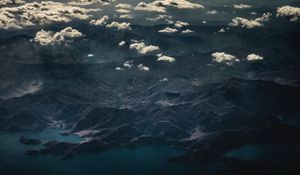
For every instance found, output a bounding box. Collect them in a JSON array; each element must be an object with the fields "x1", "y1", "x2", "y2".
[
  {"x1": 130, "y1": 42, "x2": 160, "y2": 54},
  {"x1": 212, "y1": 52, "x2": 239, "y2": 65},
  {"x1": 0, "y1": 0, "x2": 25, "y2": 6},
  {"x1": 157, "y1": 55, "x2": 176, "y2": 62},
  {"x1": 90, "y1": 15, "x2": 109, "y2": 26},
  {"x1": 106, "y1": 21, "x2": 132, "y2": 30},
  {"x1": 116, "y1": 3, "x2": 132, "y2": 9},
  {"x1": 124, "y1": 60, "x2": 134, "y2": 68},
  {"x1": 277, "y1": 5, "x2": 300, "y2": 21},
  {"x1": 115, "y1": 67, "x2": 124, "y2": 71},
  {"x1": 246, "y1": 54, "x2": 264, "y2": 61},
  {"x1": 229, "y1": 12, "x2": 272, "y2": 28},
  {"x1": 174, "y1": 21, "x2": 189, "y2": 28},
  {"x1": 147, "y1": 14, "x2": 172, "y2": 22},
  {"x1": 233, "y1": 4, "x2": 252, "y2": 9},
  {"x1": 119, "y1": 41, "x2": 126, "y2": 46},
  {"x1": 116, "y1": 9, "x2": 131, "y2": 14},
  {"x1": 181, "y1": 29, "x2": 194, "y2": 34},
  {"x1": 119, "y1": 14, "x2": 133, "y2": 19},
  {"x1": 135, "y1": 0, "x2": 204, "y2": 13},
  {"x1": 137, "y1": 64, "x2": 150, "y2": 71},
  {"x1": 0, "y1": 1, "x2": 99, "y2": 29},
  {"x1": 158, "y1": 27, "x2": 178, "y2": 33},
  {"x1": 207, "y1": 10, "x2": 218, "y2": 15},
  {"x1": 68, "y1": 0, "x2": 110, "y2": 6},
  {"x1": 34, "y1": 27, "x2": 83, "y2": 46}
]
